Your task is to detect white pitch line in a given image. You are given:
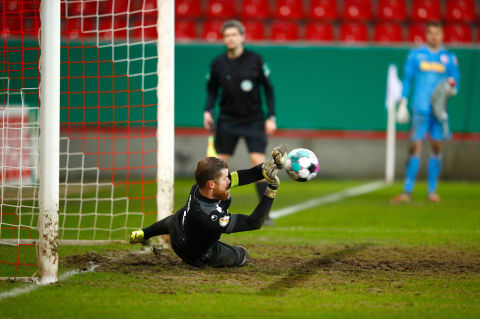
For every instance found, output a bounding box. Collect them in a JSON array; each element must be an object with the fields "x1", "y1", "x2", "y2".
[
  {"x1": 271, "y1": 226, "x2": 480, "y2": 235},
  {"x1": 0, "y1": 265, "x2": 97, "y2": 301},
  {"x1": 270, "y1": 180, "x2": 386, "y2": 220}
]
